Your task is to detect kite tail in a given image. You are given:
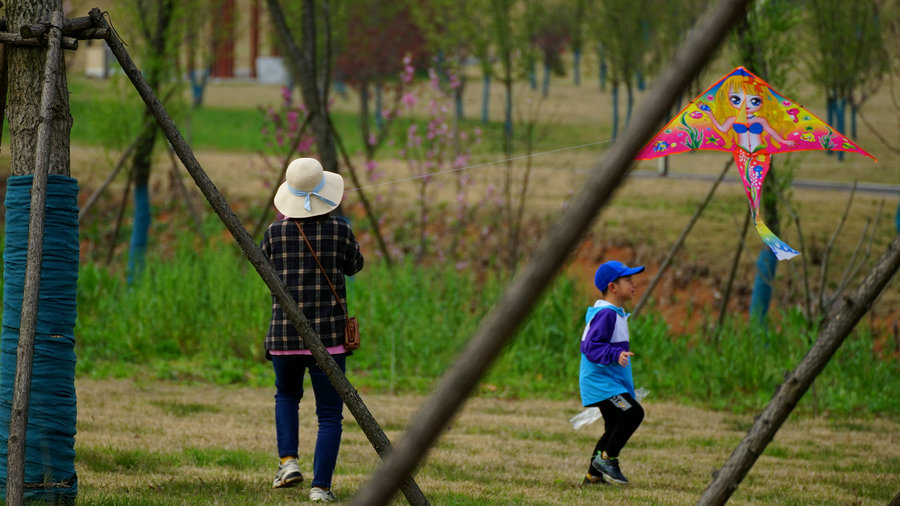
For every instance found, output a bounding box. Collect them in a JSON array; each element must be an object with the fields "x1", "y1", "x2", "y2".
[
  {"x1": 754, "y1": 218, "x2": 800, "y2": 261},
  {"x1": 733, "y1": 150, "x2": 800, "y2": 261}
]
